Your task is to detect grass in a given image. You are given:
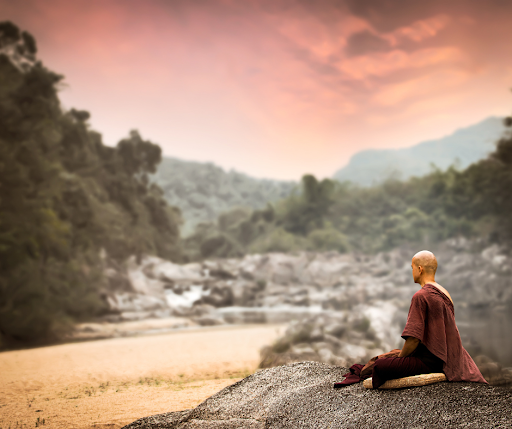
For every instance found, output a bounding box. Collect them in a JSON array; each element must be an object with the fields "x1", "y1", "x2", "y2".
[
  {"x1": 35, "y1": 417, "x2": 46, "y2": 427},
  {"x1": 49, "y1": 369, "x2": 254, "y2": 401},
  {"x1": 0, "y1": 370, "x2": 255, "y2": 429}
]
